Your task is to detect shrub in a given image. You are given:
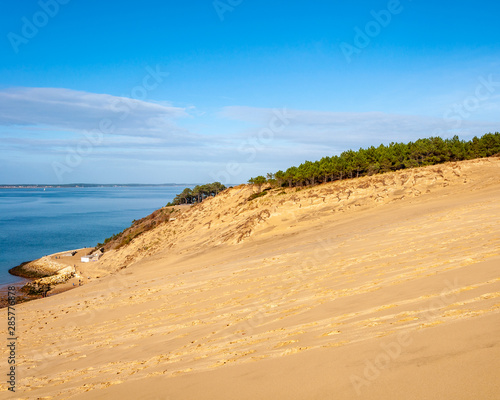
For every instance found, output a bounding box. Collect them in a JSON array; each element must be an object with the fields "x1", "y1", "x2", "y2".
[{"x1": 247, "y1": 191, "x2": 267, "y2": 201}]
